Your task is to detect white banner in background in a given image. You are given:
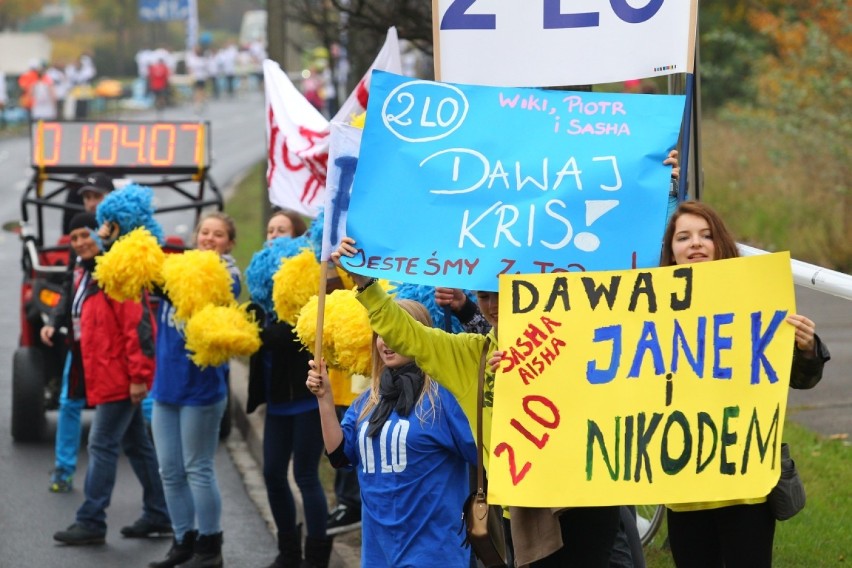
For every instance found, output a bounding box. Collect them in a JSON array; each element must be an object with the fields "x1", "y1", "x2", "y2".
[
  {"x1": 433, "y1": 0, "x2": 698, "y2": 87},
  {"x1": 264, "y1": 60, "x2": 329, "y2": 217},
  {"x1": 263, "y1": 28, "x2": 401, "y2": 217}
]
